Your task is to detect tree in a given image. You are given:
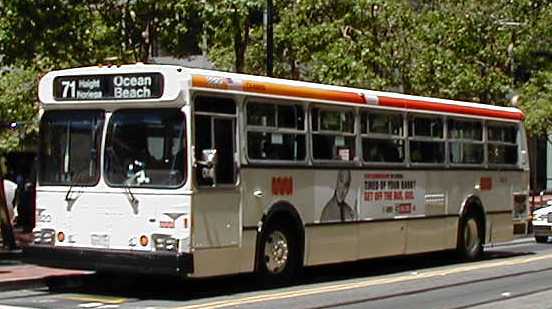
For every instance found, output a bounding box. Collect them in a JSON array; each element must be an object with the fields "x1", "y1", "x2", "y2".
[
  {"x1": 0, "y1": 66, "x2": 39, "y2": 153},
  {"x1": 0, "y1": 0, "x2": 103, "y2": 69},
  {"x1": 90, "y1": 0, "x2": 202, "y2": 63},
  {"x1": 203, "y1": 0, "x2": 264, "y2": 73},
  {"x1": 519, "y1": 72, "x2": 552, "y2": 137}
]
